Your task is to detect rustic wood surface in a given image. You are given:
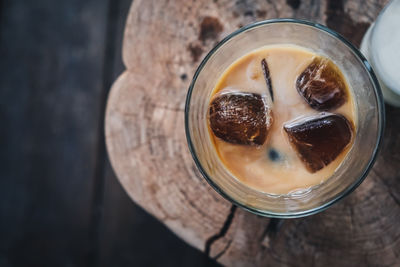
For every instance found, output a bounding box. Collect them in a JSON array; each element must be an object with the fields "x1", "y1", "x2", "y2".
[
  {"x1": 105, "y1": 0, "x2": 400, "y2": 266},
  {"x1": 0, "y1": 0, "x2": 217, "y2": 266}
]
